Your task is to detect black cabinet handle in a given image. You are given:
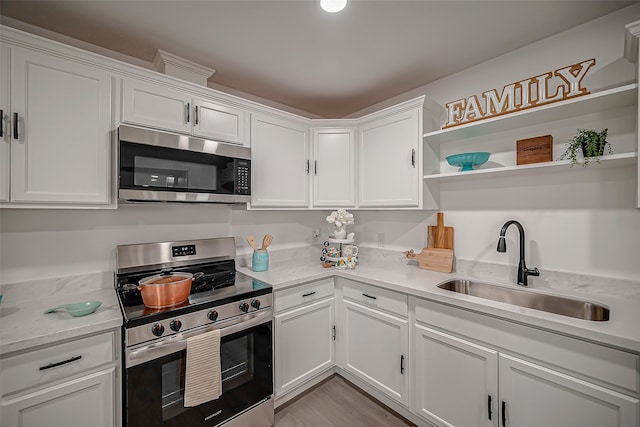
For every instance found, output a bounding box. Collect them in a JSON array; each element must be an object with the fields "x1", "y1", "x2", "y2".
[
  {"x1": 39, "y1": 355, "x2": 82, "y2": 371},
  {"x1": 411, "y1": 148, "x2": 416, "y2": 167},
  {"x1": 302, "y1": 291, "x2": 316, "y2": 297},
  {"x1": 306, "y1": 160, "x2": 310, "y2": 175},
  {"x1": 502, "y1": 401, "x2": 506, "y2": 427},
  {"x1": 400, "y1": 355, "x2": 405, "y2": 374},
  {"x1": 488, "y1": 395, "x2": 492, "y2": 420},
  {"x1": 332, "y1": 325, "x2": 336, "y2": 341},
  {"x1": 0, "y1": 109, "x2": 4, "y2": 137},
  {"x1": 194, "y1": 105, "x2": 199, "y2": 125},
  {"x1": 362, "y1": 293, "x2": 377, "y2": 300},
  {"x1": 314, "y1": 160, "x2": 317, "y2": 175},
  {"x1": 13, "y1": 112, "x2": 18, "y2": 139},
  {"x1": 186, "y1": 103, "x2": 190, "y2": 124}
]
